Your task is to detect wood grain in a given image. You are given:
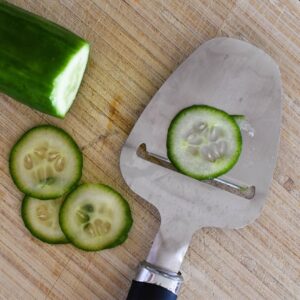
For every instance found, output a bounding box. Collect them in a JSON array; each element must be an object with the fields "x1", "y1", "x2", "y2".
[{"x1": 1, "y1": 0, "x2": 300, "y2": 299}]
